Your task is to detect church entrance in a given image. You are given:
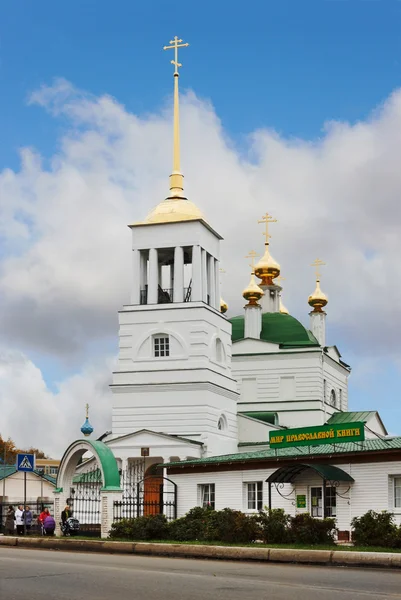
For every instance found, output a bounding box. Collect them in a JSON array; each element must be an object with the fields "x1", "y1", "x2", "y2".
[{"x1": 113, "y1": 465, "x2": 177, "y2": 523}]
